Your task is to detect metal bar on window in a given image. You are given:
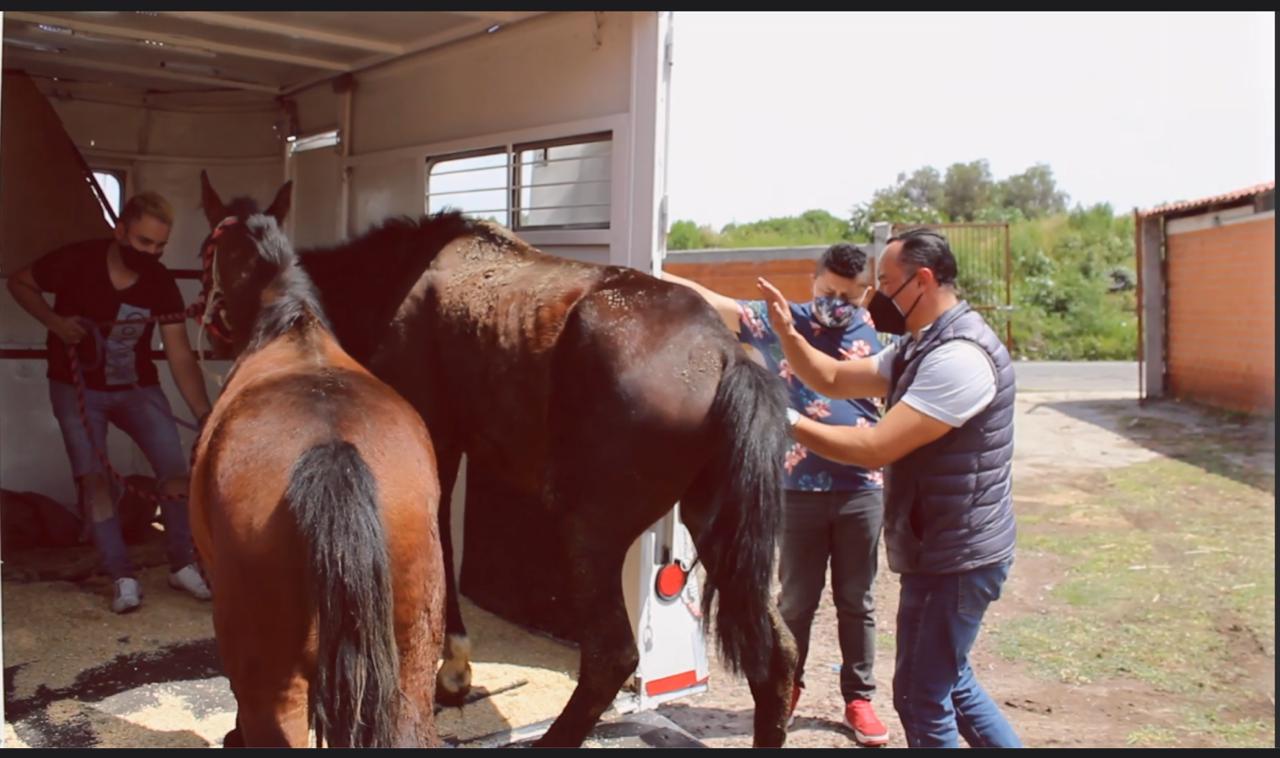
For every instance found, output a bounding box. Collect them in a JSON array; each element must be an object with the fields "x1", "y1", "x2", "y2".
[
  {"x1": 519, "y1": 179, "x2": 612, "y2": 190},
  {"x1": 514, "y1": 153, "x2": 612, "y2": 168},
  {"x1": 519, "y1": 202, "x2": 611, "y2": 212},
  {"x1": 430, "y1": 179, "x2": 609, "y2": 198},
  {"x1": 425, "y1": 207, "x2": 511, "y2": 216},
  {"x1": 427, "y1": 185, "x2": 517, "y2": 197},
  {"x1": 428, "y1": 163, "x2": 511, "y2": 178}
]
